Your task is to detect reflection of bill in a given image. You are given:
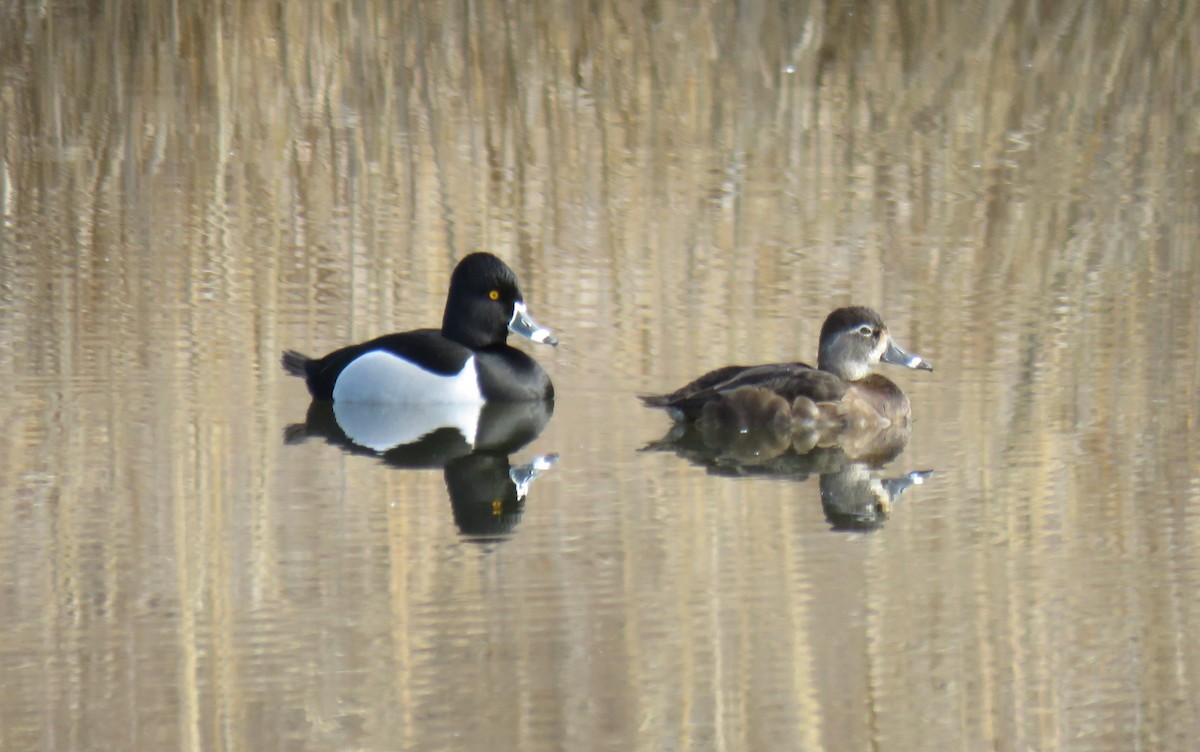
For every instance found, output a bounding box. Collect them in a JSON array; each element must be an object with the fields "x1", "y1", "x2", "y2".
[
  {"x1": 285, "y1": 399, "x2": 557, "y2": 539},
  {"x1": 510, "y1": 455, "x2": 558, "y2": 500}
]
